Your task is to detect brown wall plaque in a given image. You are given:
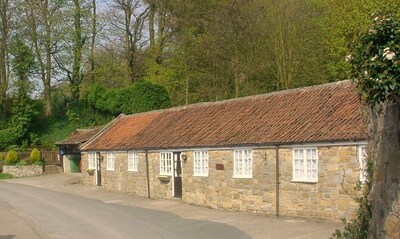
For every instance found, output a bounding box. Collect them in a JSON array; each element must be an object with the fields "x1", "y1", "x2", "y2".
[{"x1": 215, "y1": 163, "x2": 224, "y2": 170}]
